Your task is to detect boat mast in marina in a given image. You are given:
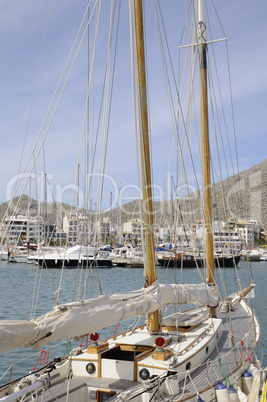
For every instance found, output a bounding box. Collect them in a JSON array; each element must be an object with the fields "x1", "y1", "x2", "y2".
[
  {"x1": 198, "y1": 0, "x2": 216, "y2": 316},
  {"x1": 134, "y1": 0, "x2": 159, "y2": 333}
]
